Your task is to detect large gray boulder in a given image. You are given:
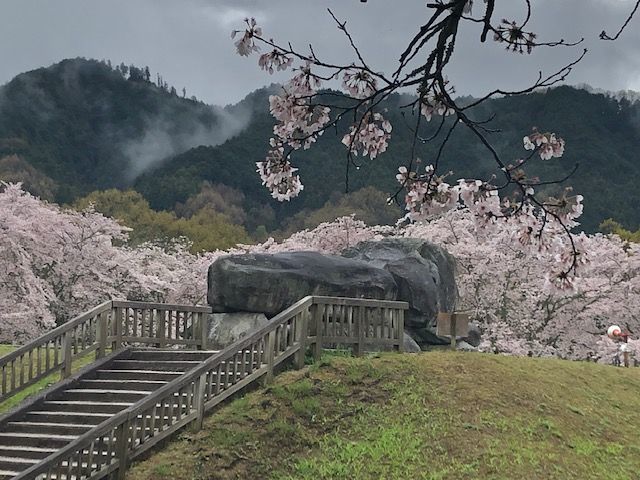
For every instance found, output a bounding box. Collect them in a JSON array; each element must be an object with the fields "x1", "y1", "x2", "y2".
[
  {"x1": 463, "y1": 322, "x2": 482, "y2": 347},
  {"x1": 403, "y1": 332, "x2": 422, "y2": 353},
  {"x1": 207, "y1": 312, "x2": 269, "y2": 350},
  {"x1": 208, "y1": 251, "x2": 398, "y2": 316},
  {"x1": 342, "y1": 238, "x2": 458, "y2": 335}
]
